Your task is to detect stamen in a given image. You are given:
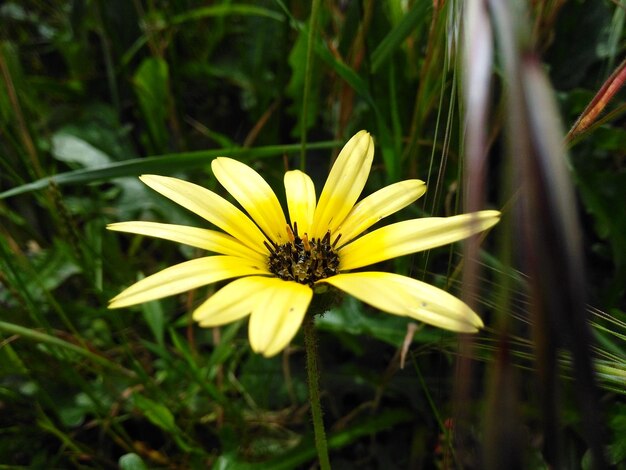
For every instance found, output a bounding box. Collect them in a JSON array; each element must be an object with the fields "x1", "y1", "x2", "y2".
[
  {"x1": 267, "y1": 225, "x2": 340, "y2": 286},
  {"x1": 332, "y1": 234, "x2": 342, "y2": 248},
  {"x1": 286, "y1": 224, "x2": 295, "y2": 243},
  {"x1": 302, "y1": 233, "x2": 311, "y2": 252}
]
